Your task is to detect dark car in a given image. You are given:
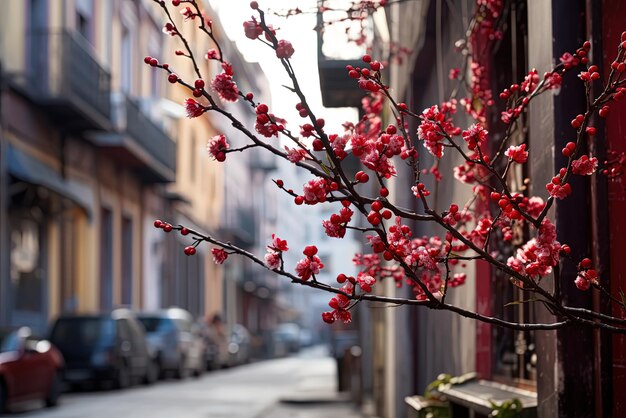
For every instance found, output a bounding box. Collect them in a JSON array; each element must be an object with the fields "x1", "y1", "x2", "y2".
[
  {"x1": 49, "y1": 309, "x2": 156, "y2": 389},
  {"x1": 0, "y1": 327, "x2": 64, "y2": 413},
  {"x1": 137, "y1": 308, "x2": 205, "y2": 379}
]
